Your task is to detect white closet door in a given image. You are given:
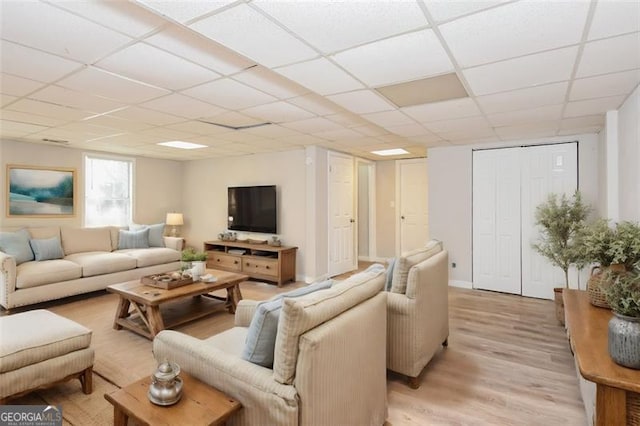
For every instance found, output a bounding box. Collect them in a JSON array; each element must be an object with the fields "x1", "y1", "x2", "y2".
[
  {"x1": 397, "y1": 158, "x2": 429, "y2": 254},
  {"x1": 473, "y1": 148, "x2": 522, "y2": 294},
  {"x1": 521, "y1": 143, "x2": 578, "y2": 299},
  {"x1": 328, "y1": 152, "x2": 356, "y2": 276}
]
